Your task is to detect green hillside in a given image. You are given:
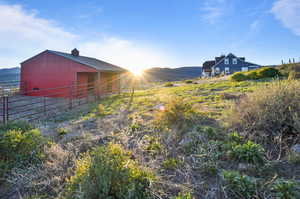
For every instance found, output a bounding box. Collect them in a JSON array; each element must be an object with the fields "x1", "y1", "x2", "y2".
[{"x1": 1, "y1": 76, "x2": 300, "y2": 199}]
